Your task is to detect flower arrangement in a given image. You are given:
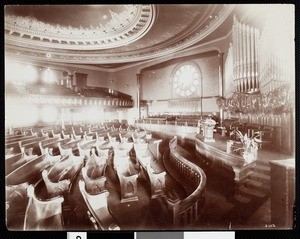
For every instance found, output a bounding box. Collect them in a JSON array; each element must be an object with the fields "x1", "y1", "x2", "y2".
[{"x1": 229, "y1": 127, "x2": 262, "y2": 156}]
